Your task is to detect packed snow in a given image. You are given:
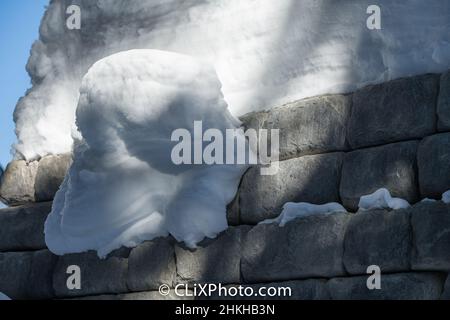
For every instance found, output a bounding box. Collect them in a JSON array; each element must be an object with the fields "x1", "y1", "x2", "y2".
[
  {"x1": 358, "y1": 188, "x2": 410, "y2": 211},
  {"x1": 421, "y1": 198, "x2": 437, "y2": 203},
  {"x1": 260, "y1": 202, "x2": 347, "y2": 226},
  {"x1": 443, "y1": 190, "x2": 450, "y2": 204},
  {"x1": 44, "y1": 50, "x2": 248, "y2": 257},
  {"x1": 12, "y1": 0, "x2": 450, "y2": 160},
  {"x1": 261, "y1": 188, "x2": 448, "y2": 227},
  {"x1": 0, "y1": 292, "x2": 10, "y2": 300}
]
